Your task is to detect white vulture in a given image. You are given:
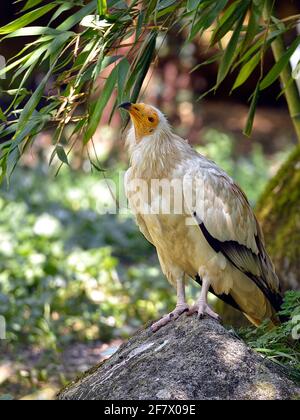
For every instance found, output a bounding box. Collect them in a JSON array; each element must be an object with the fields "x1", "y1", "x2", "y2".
[{"x1": 119, "y1": 102, "x2": 283, "y2": 332}]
